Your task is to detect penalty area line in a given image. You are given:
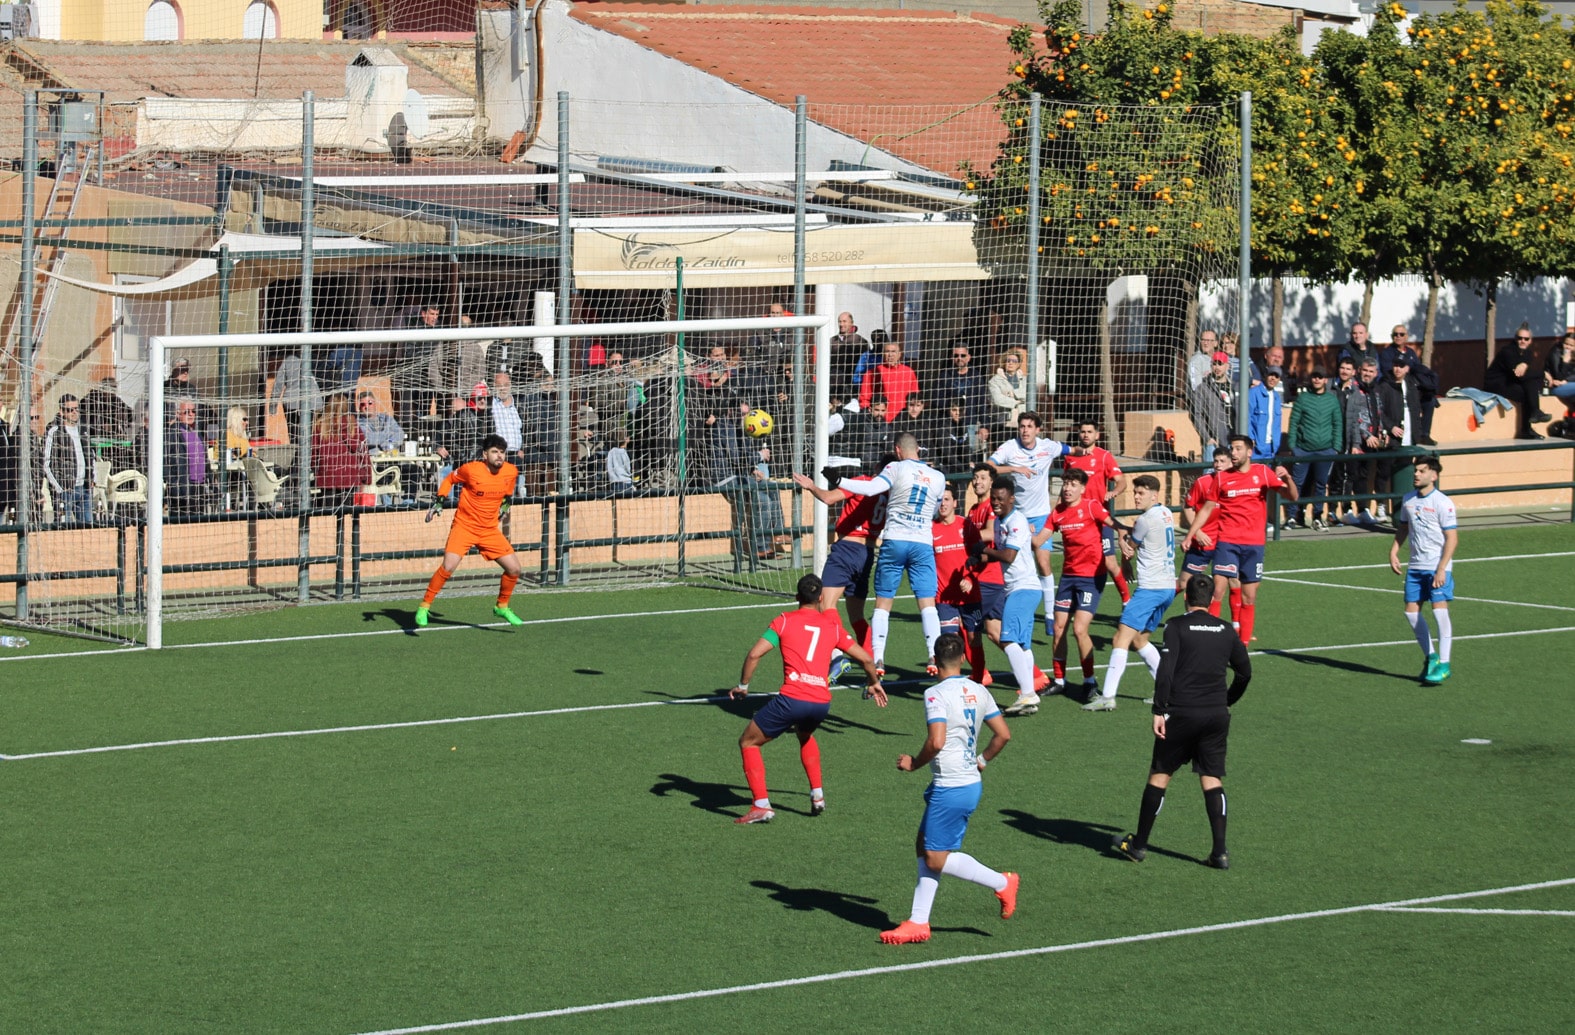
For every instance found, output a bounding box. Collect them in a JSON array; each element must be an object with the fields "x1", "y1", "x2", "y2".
[{"x1": 348, "y1": 877, "x2": 1575, "y2": 1033}]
